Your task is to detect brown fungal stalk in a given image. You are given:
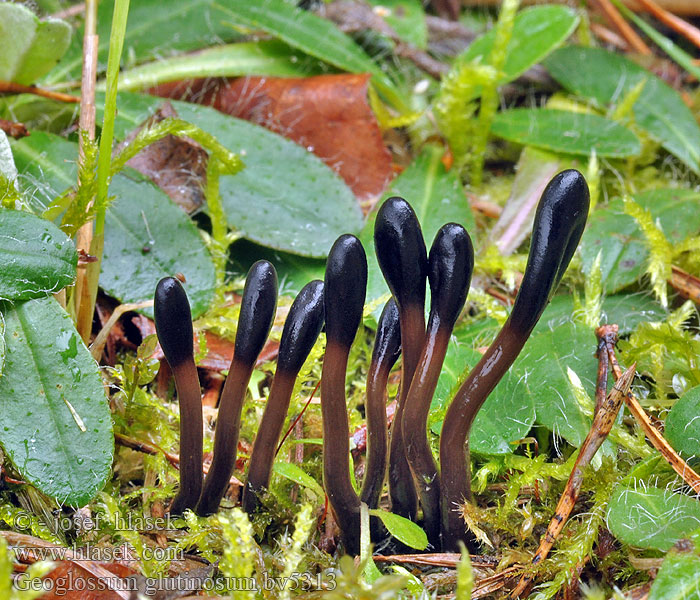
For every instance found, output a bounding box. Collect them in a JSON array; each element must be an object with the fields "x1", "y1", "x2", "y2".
[
  {"x1": 321, "y1": 234, "x2": 367, "y2": 555},
  {"x1": 242, "y1": 280, "x2": 325, "y2": 514},
  {"x1": 374, "y1": 196, "x2": 428, "y2": 520},
  {"x1": 154, "y1": 277, "x2": 203, "y2": 514},
  {"x1": 439, "y1": 169, "x2": 590, "y2": 550},
  {"x1": 403, "y1": 223, "x2": 474, "y2": 549},
  {"x1": 196, "y1": 260, "x2": 278, "y2": 516},
  {"x1": 361, "y1": 298, "x2": 401, "y2": 510}
]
